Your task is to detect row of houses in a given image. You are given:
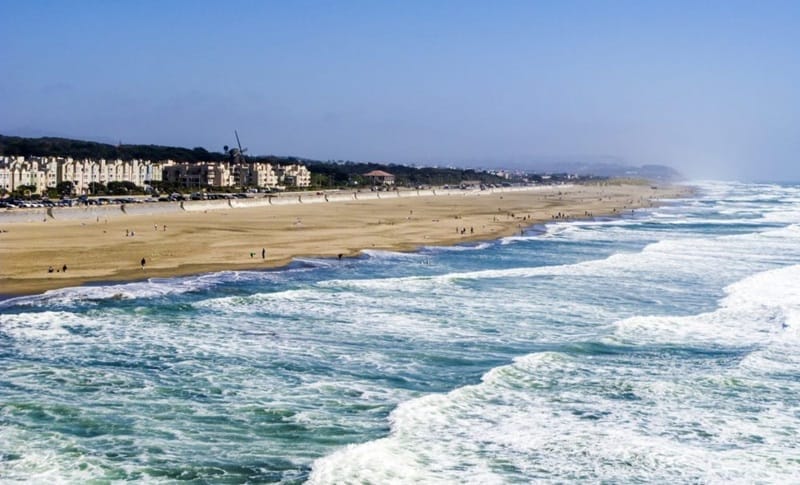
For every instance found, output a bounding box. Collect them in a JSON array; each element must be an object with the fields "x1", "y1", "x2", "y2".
[{"x1": 0, "y1": 156, "x2": 311, "y2": 195}]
